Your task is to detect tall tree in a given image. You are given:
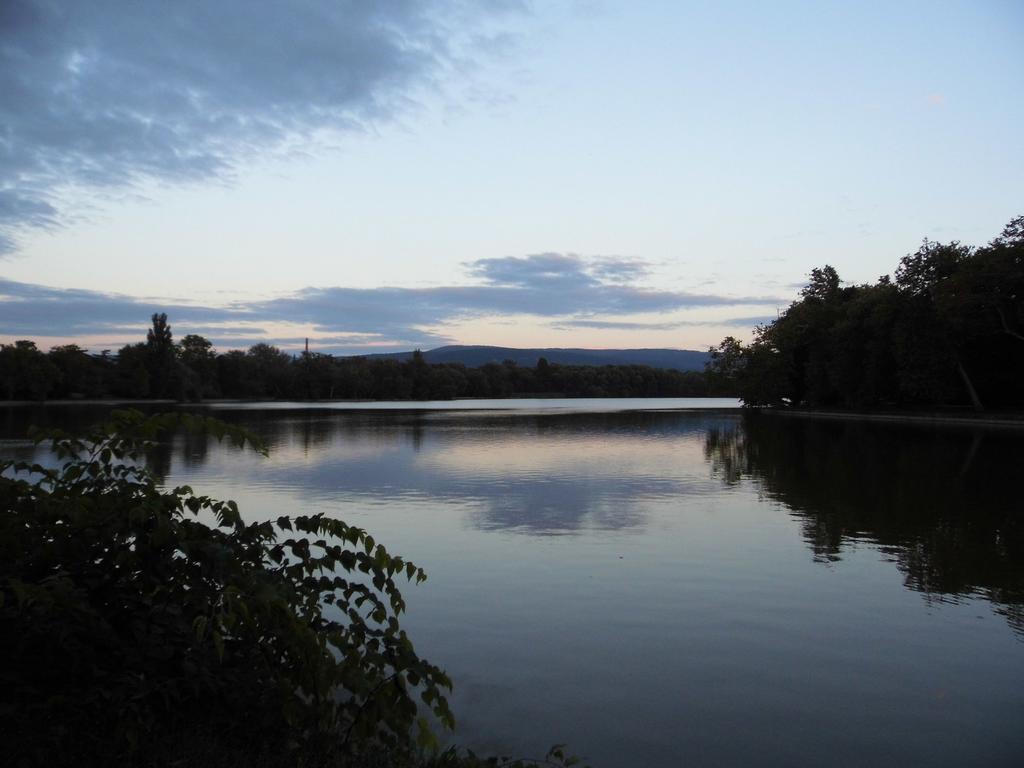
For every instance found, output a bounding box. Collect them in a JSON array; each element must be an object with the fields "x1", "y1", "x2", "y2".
[
  {"x1": 179, "y1": 334, "x2": 218, "y2": 398},
  {"x1": 895, "y1": 241, "x2": 983, "y2": 410},
  {"x1": 145, "y1": 313, "x2": 181, "y2": 399}
]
